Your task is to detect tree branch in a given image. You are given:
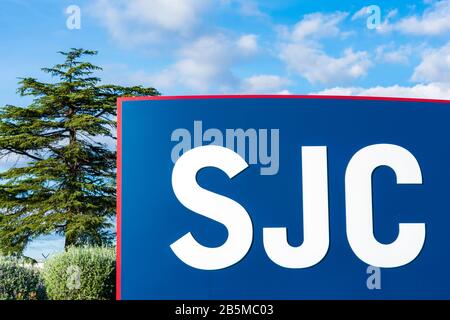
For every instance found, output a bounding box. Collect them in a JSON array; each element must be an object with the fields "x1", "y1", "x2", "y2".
[
  {"x1": 39, "y1": 129, "x2": 69, "y2": 137},
  {"x1": 94, "y1": 110, "x2": 108, "y2": 118},
  {"x1": 4, "y1": 147, "x2": 43, "y2": 161}
]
